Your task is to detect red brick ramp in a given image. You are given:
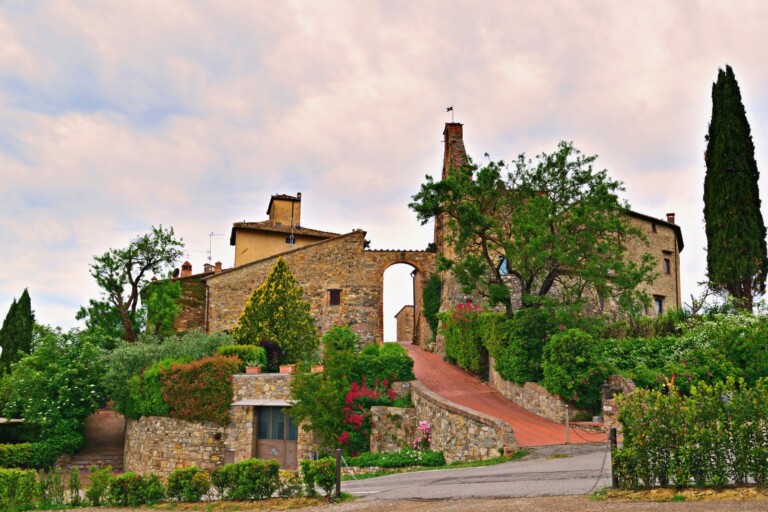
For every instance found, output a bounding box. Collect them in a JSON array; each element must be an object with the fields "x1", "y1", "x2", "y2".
[{"x1": 402, "y1": 342, "x2": 606, "y2": 447}]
